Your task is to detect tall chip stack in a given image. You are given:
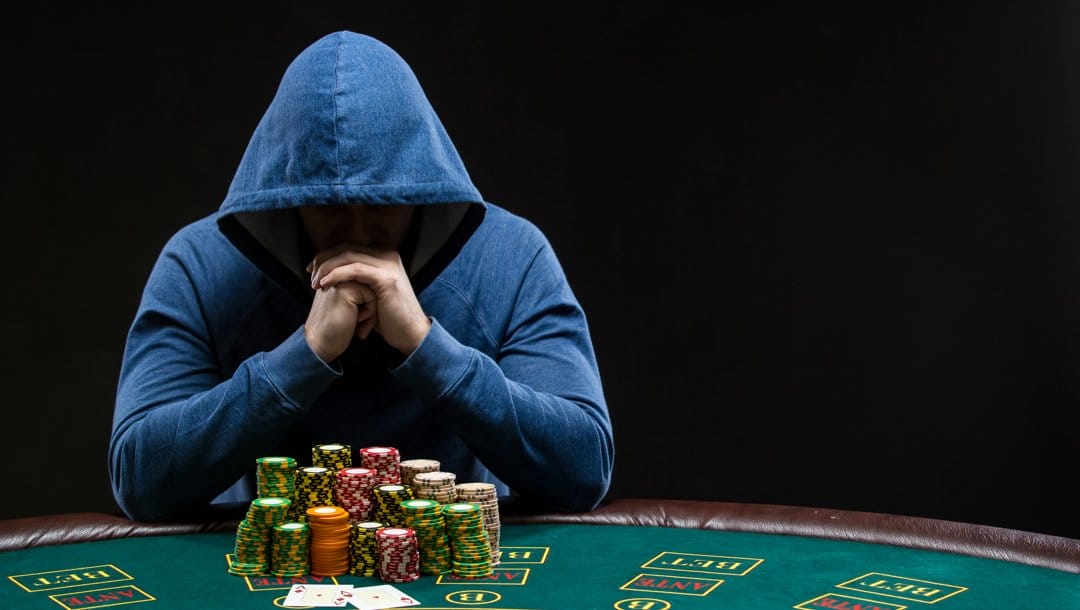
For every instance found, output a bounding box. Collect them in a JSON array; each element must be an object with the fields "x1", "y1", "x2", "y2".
[
  {"x1": 375, "y1": 527, "x2": 420, "y2": 583},
  {"x1": 398, "y1": 458, "x2": 440, "y2": 487},
  {"x1": 348, "y1": 521, "x2": 383, "y2": 577},
  {"x1": 228, "y1": 497, "x2": 292, "y2": 576},
  {"x1": 335, "y1": 467, "x2": 376, "y2": 522},
  {"x1": 371, "y1": 484, "x2": 413, "y2": 527},
  {"x1": 307, "y1": 506, "x2": 351, "y2": 576},
  {"x1": 312, "y1": 443, "x2": 352, "y2": 470},
  {"x1": 442, "y1": 502, "x2": 494, "y2": 578},
  {"x1": 271, "y1": 522, "x2": 310, "y2": 577},
  {"x1": 359, "y1": 446, "x2": 401, "y2": 484},
  {"x1": 294, "y1": 466, "x2": 335, "y2": 520},
  {"x1": 401, "y1": 499, "x2": 452, "y2": 575},
  {"x1": 255, "y1": 457, "x2": 297, "y2": 518},
  {"x1": 411, "y1": 471, "x2": 457, "y2": 504},
  {"x1": 455, "y1": 482, "x2": 501, "y2": 565}
]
